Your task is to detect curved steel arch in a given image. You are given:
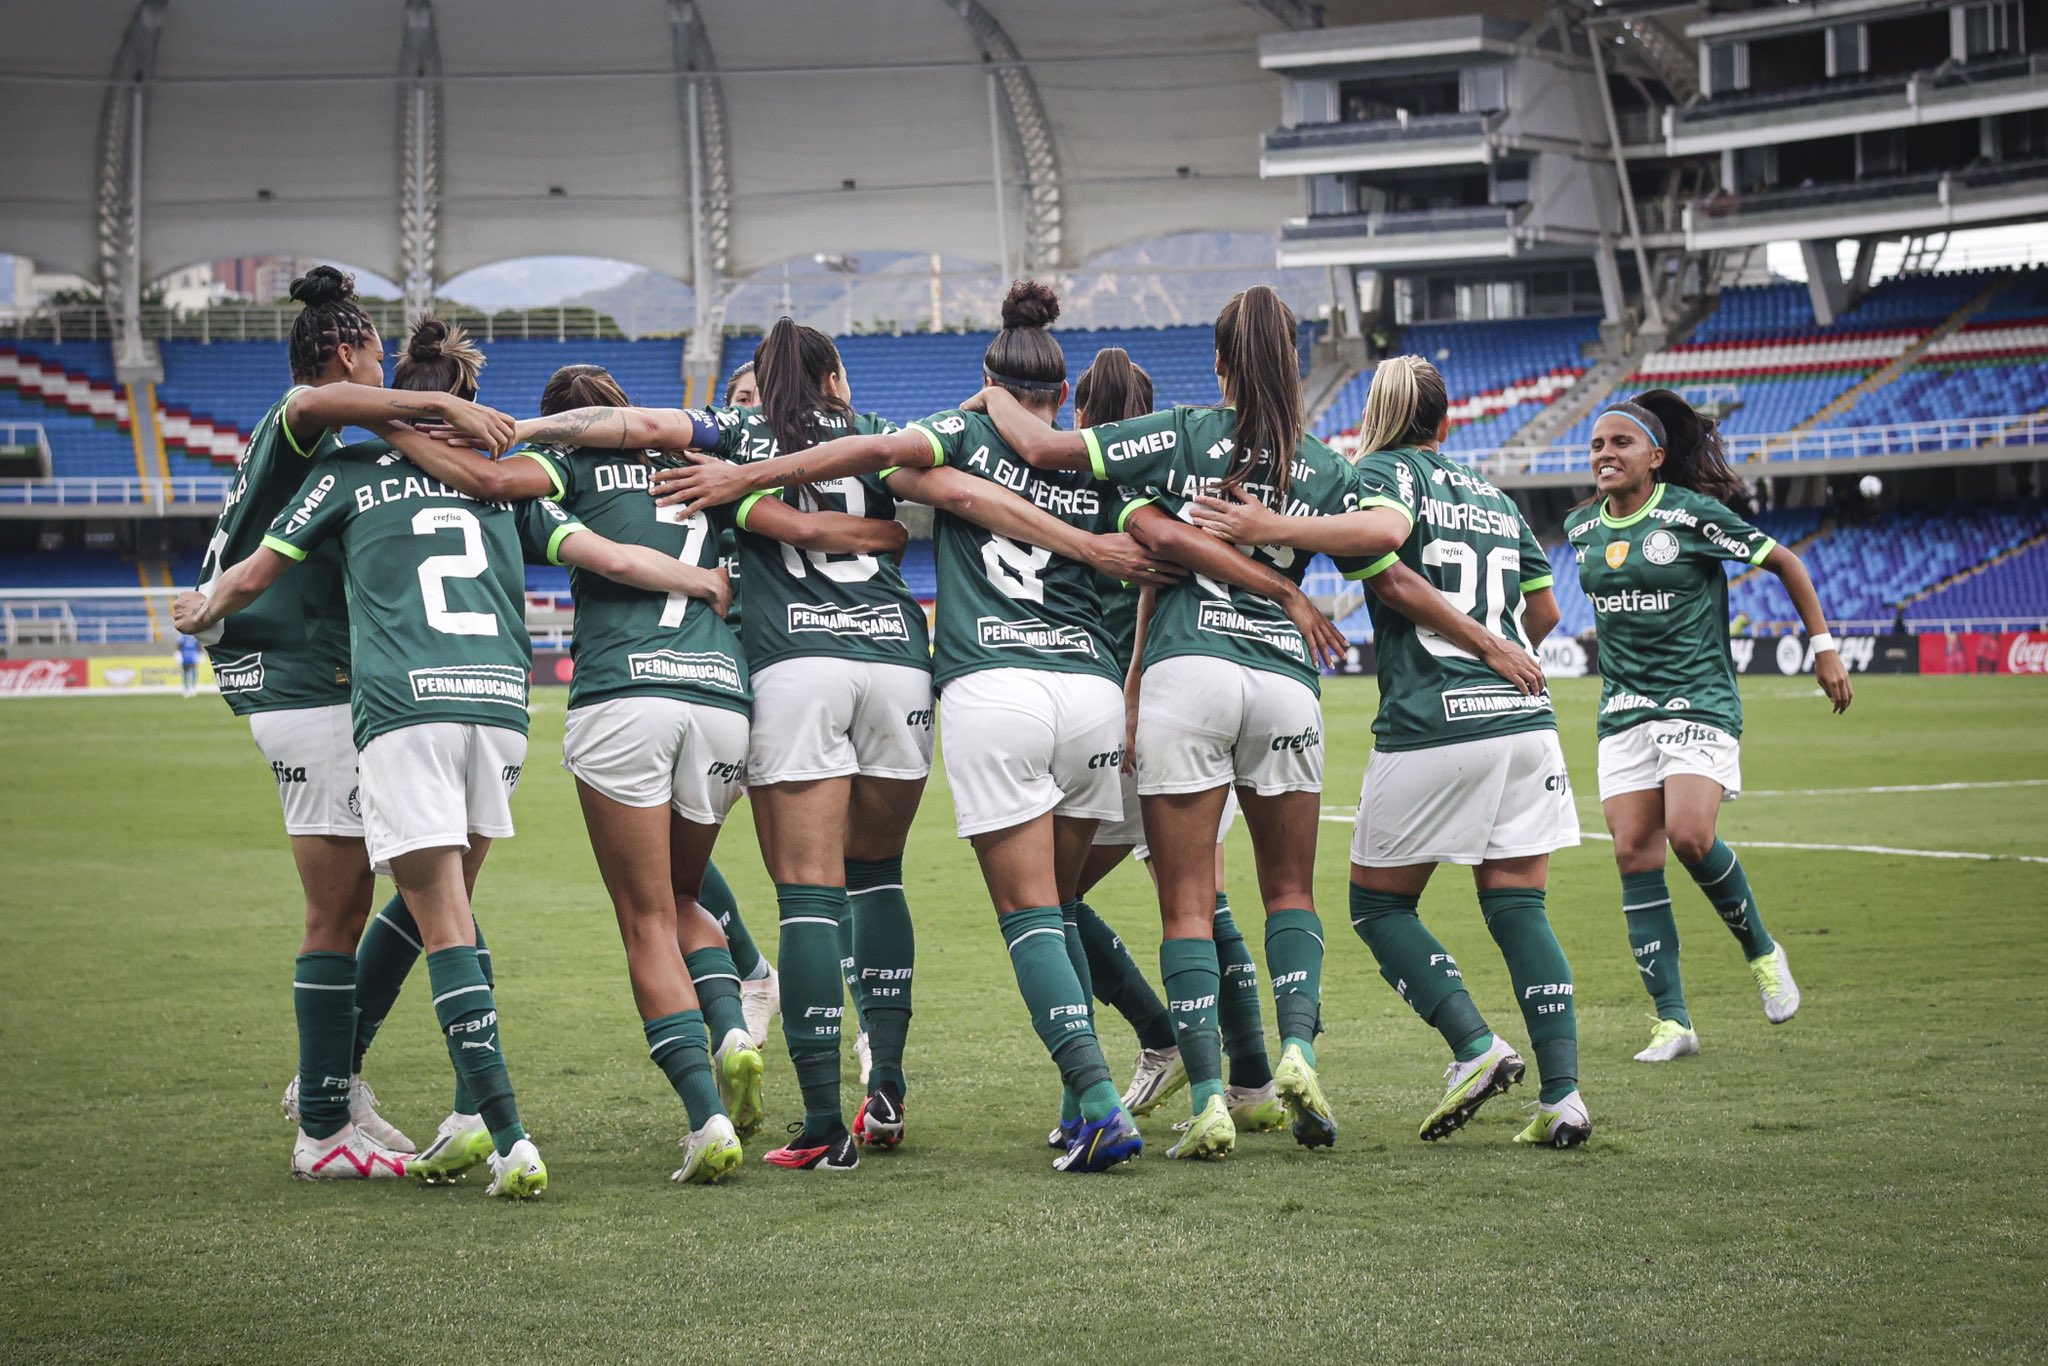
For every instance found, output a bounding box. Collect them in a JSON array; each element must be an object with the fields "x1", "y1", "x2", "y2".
[
  {"x1": 951, "y1": 0, "x2": 1064, "y2": 272},
  {"x1": 397, "y1": 0, "x2": 444, "y2": 317}
]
